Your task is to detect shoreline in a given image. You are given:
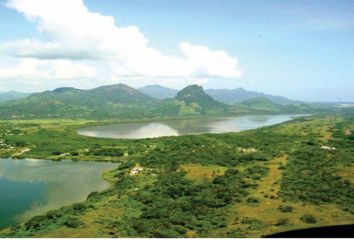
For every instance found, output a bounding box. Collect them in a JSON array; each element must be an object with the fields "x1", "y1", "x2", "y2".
[
  {"x1": 0, "y1": 158, "x2": 118, "y2": 231},
  {"x1": 1, "y1": 114, "x2": 309, "y2": 162}
]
